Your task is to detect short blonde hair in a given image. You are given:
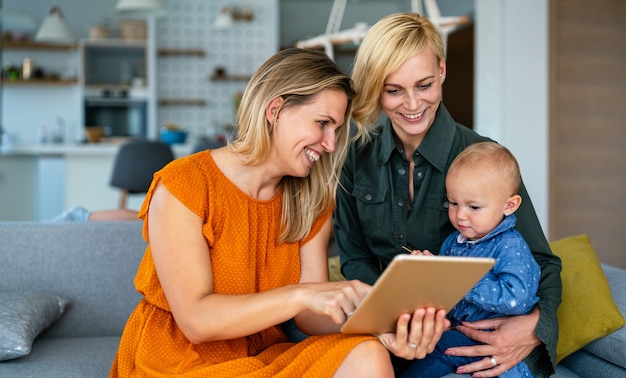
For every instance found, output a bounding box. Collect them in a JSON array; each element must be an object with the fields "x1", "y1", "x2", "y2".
[
  {"x1": 351, "y1": 13, "x2": 445, "y2": 143},
  {"x1": 449, "y1": 141, "x2": 522, "y2": 196},
  {"x1": 228, "y1": 48, "x2": 355, "y2": 243}
]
